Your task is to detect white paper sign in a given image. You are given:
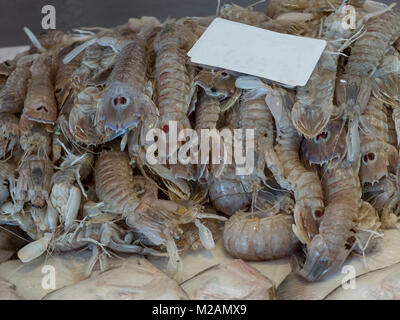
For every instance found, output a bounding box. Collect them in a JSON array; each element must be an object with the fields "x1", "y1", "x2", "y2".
[{"x1": 188, "y1": 18, "x2": 327, "y2": 87}]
